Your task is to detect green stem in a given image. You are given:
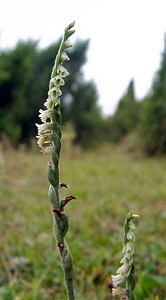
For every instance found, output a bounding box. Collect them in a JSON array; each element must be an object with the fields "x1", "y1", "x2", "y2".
[
  {"x1": 65, "y1": 278, "x2": 75, "y2": 300},
  {"x1": 126, "y1": 279, "x2": 135, "y2": 300},
  {"x1": 38, "y1": 21, "x2": 75, "y2": 300},
  {"x1": 48, "y1": 142, "x2": 75, "y2": 300}
]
